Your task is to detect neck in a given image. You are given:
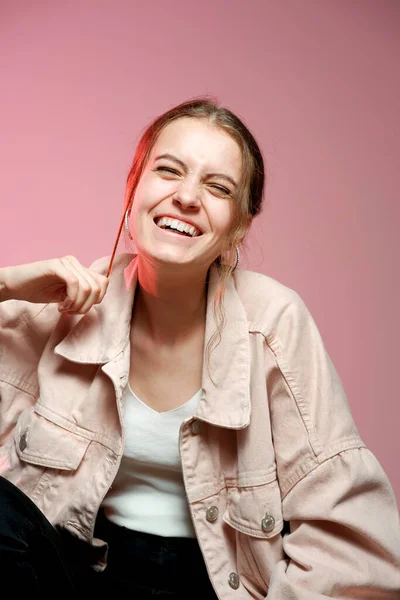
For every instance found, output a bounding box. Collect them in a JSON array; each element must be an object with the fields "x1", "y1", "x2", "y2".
[{"x1": 132, "y1": 256, "x2": 209, "y2": 345}]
